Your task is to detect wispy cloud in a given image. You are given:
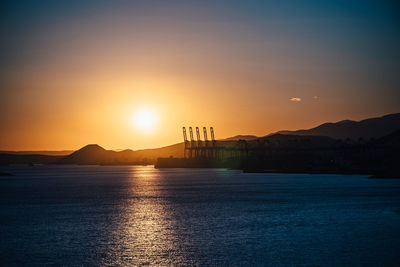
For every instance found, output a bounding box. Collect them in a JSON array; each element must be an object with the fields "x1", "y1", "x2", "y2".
[{"x1": 290, "y1": 97, "x2": 302, "y2": 102}]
